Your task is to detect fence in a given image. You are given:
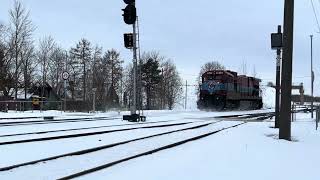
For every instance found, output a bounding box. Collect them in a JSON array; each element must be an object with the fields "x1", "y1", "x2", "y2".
[
  {"x1": 316, "y1": 106, "x2": 320, "y2": 130},
  {"x1": 0, "y1": 101, "x2": 63, "y2": 112},
  {"x1": 291, "y1": 103, "x2": 297, "y2": 122}
]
